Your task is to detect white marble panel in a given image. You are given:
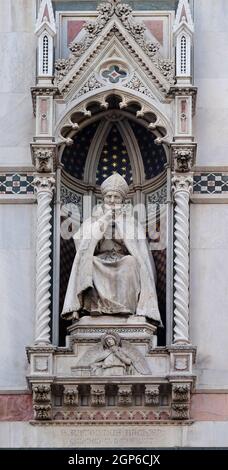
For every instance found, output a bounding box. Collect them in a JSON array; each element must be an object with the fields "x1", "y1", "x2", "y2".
[
  {"x1": 183, "y1": 421, "x2": 228, "y2": 448},
  {"x1": 0, "y1": 94, "x2": 35, "y2": 165},
  {"x1": 0, "y1": 204, "x2": 36, "y2": 389},
  {"x1": 0, "y1": 0, "x2": 36, "y2": 33},
  {"x1": 1, "y1": 421, "x2": 228, "y2": 447},
  {"x1": 194, "y1": 0, "x2": 228, "y2": 34},
  {"x1": 0, "y1": 33, "x2": 36, "y2": 93},
  {"x1": 190, "y1": 205, "x2": 228, "y2": 388},
  {"x1": 0, "y1": 422, "x2": 182, "y2": 448},
  {"x1": 190, "y1": 205, "x2": 228, "y2": 250},
  {"x1": 194, "y1": 0, "x2": 228, "y2": 165}
]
